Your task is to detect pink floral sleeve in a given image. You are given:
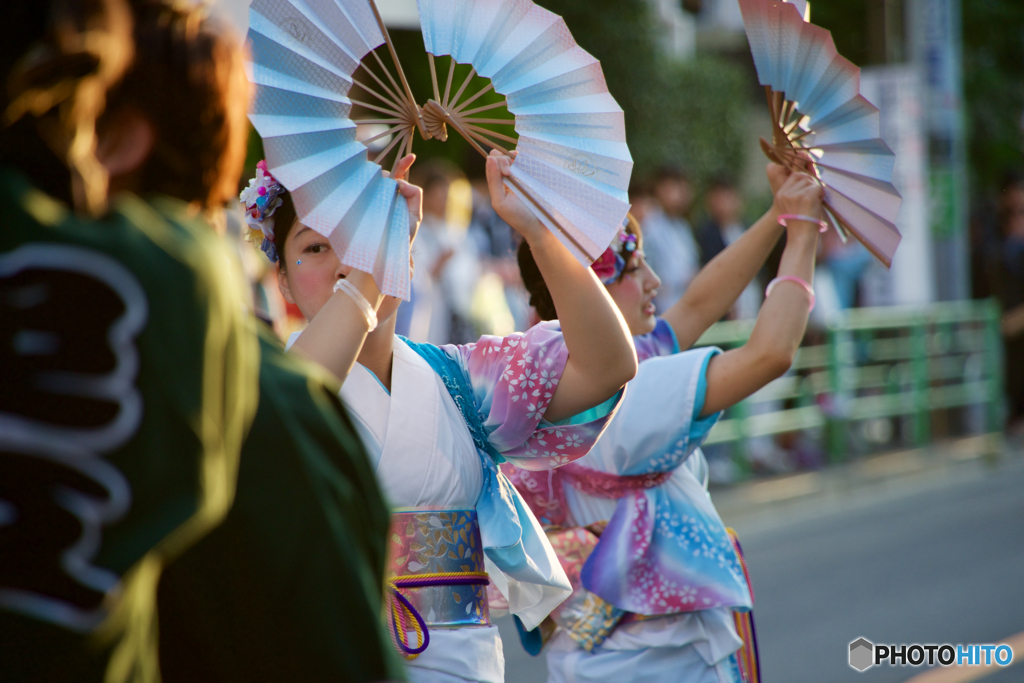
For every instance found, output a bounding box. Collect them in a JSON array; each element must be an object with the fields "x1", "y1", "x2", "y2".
[{"x1": 443, "y1": 321, "x2": 620, "y2": 472}]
